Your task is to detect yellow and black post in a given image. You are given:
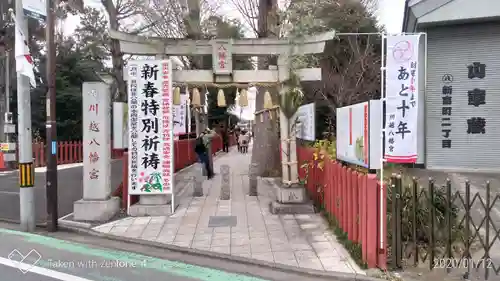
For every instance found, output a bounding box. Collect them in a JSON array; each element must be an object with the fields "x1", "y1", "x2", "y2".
[{"x1": 19, "y1": 163, "x2": 34, "y2": 187}]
